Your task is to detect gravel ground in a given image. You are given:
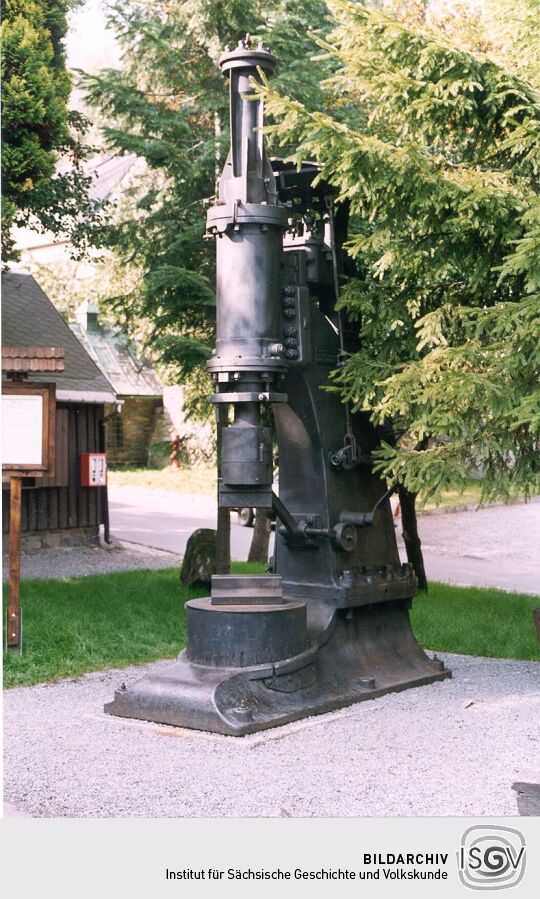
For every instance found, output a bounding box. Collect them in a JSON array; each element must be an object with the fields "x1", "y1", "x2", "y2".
[
  {"x1": 4, "y1": 652, "x2": 538, "y2": 818},
  {"x1": 1, "y1": 541, "x2": 182, "y2": 581}
]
